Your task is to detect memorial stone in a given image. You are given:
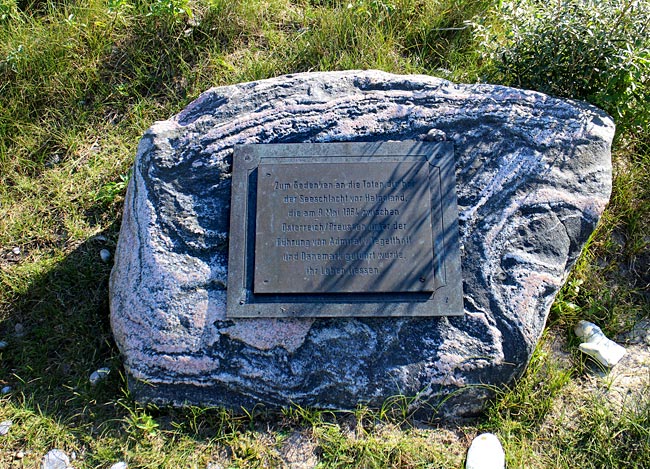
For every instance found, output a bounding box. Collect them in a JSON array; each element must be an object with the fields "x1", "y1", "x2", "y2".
[{"x1": 109, "y1": 70, "x2": 614, "y2": 418}]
